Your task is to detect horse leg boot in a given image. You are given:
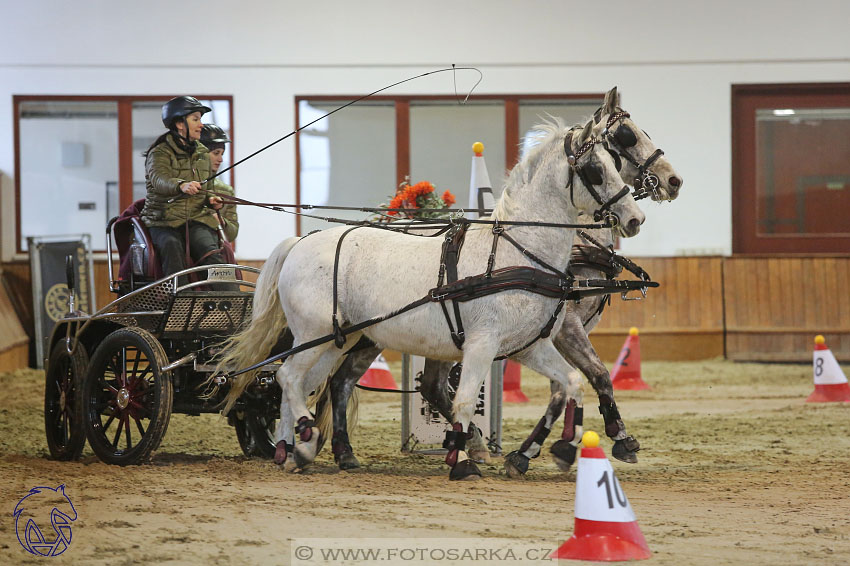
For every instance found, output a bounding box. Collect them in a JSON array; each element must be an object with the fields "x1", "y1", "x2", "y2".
[
  {"x1": 550, "y1": 397, "x2": 583, "y2": 472},
  {"x1": 446, "y1": 349, "x2": 496, "y2": 480},
  {"x1": 554, "y1": 321, "x2": 640, "y2": 464},
  {"x1": 512, "y1": 341, "x2": 585, "y2": 473},
  {"x1": 599, "y1": 395, "x2": 640, "y2": 463},
  {"x1": 421, "y1": 361, "x2": 491, "y2": 464},
  {"x1": 505, "y1": 380, "x2": 566, "y2": 478}
]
